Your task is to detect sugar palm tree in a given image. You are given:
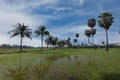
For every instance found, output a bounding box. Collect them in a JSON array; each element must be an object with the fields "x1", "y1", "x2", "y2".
[
  {"x1": 34, "y1": 25, "x2": 49, "y2": 51},
  {"x1": 91, "y1": 28, "x2": 96, "y2": 46},
  {"x1": 8, "y1": 23, "x2": 32, "y2": 52},
  {"x1": 74, "y1": 38, "x2": 77, "y2": 47},
  {"x1": 98, "y1": 12, "x2": 114, "y2": 51},
  {"x1": 88, "y1": 18, "x2": 96, "y2": 46},
  {"x1": 85, "y1": 30, "x2": 91, "y2": 46},
  {"x1": 68, "y1": 37, "x2": 71, "y2": 42},
  {"x1": 75, "y1": 33, "x2": 79, "y2": 46}
]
